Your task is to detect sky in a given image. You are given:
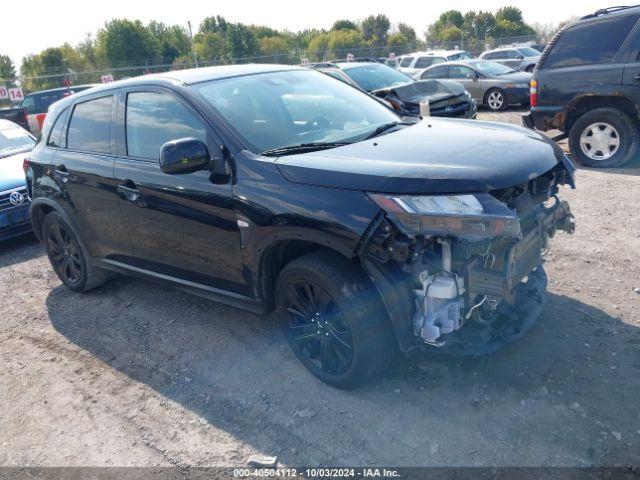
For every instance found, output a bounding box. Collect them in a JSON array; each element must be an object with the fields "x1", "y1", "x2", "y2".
[{"x1": 1, "y1": 0, "x2": 607, "y2": 69}]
